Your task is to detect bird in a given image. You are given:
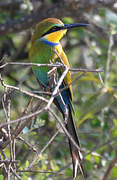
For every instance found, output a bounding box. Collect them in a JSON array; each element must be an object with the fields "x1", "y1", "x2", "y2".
[{"x1": 29, "y1": 18, "x2": 88, "y2": 179}]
